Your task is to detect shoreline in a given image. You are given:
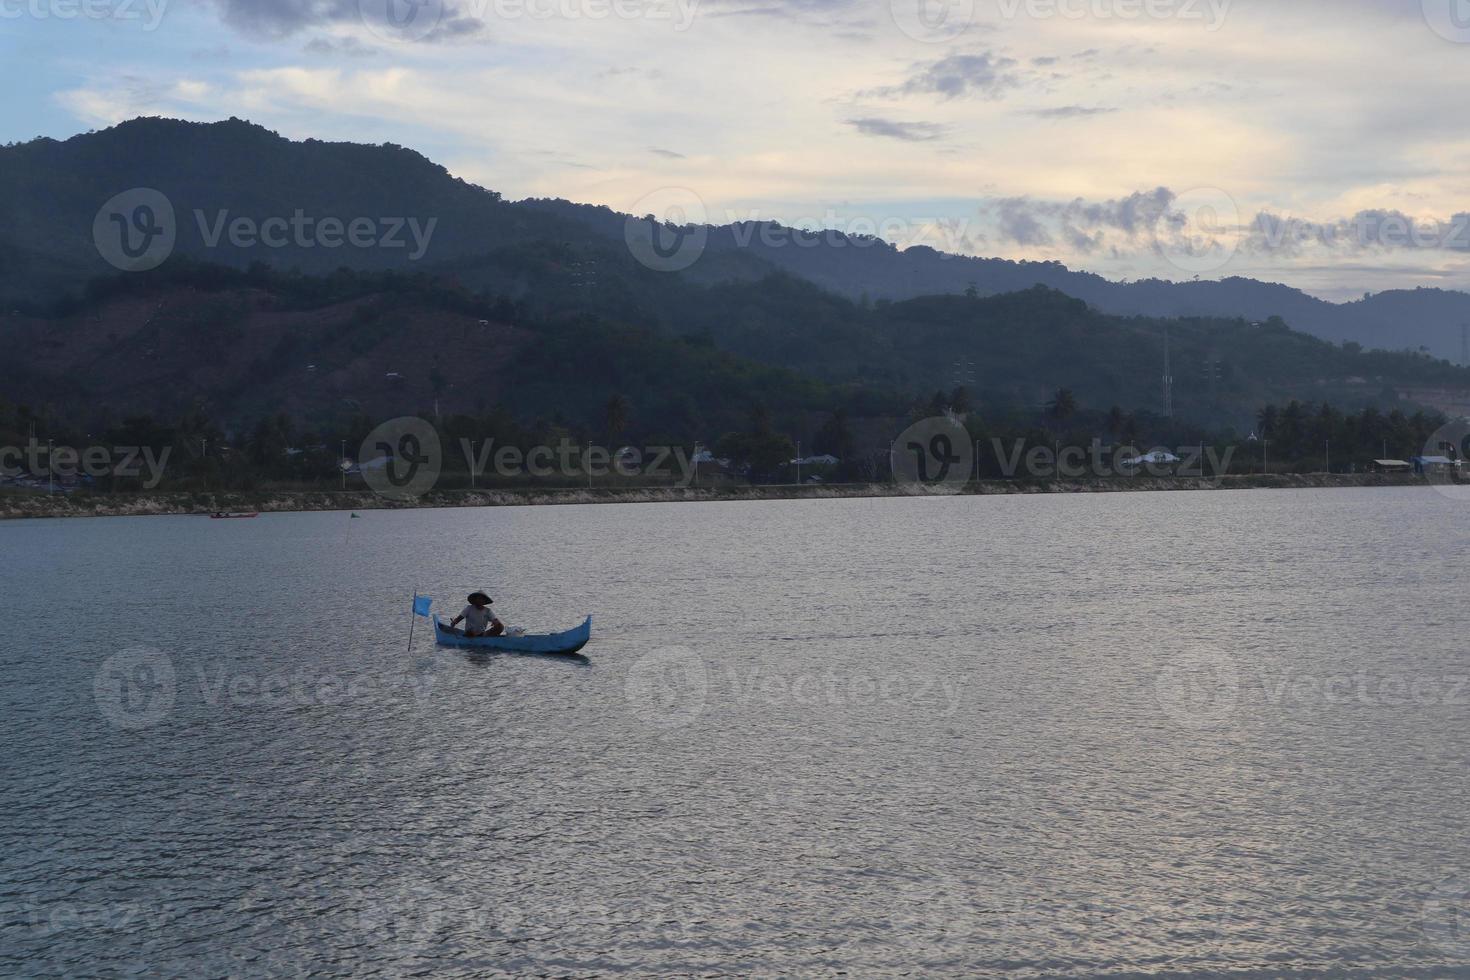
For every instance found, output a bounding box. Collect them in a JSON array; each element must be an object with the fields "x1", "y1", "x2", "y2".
[{"x1": 0, "y1": 473, "x2": 1432, "y2": 520}]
